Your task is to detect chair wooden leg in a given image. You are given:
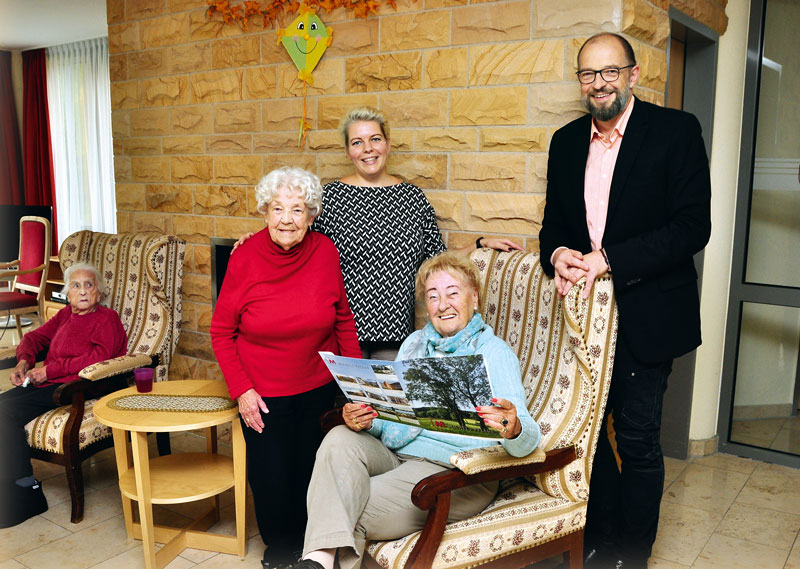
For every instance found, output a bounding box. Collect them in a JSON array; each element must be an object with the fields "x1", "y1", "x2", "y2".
[
  {"x1": 15, "y1": 315, "x2": 22, "y2": 337},
  {"x1": 564, "y1": 530, "x2": 584, "y2": 569},
  {"x1": 66, "y1": 463, "x2": 85, "y2": 523},
  {"x1": 156, "y1": 432, "x2": 171, "y2": 456}
]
